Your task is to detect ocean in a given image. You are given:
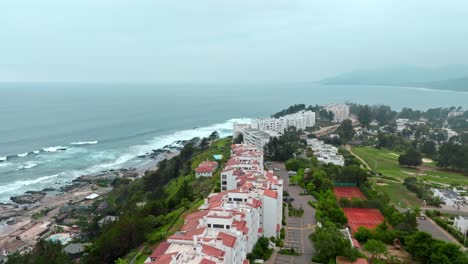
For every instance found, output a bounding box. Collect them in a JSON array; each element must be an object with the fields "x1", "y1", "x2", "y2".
[{"x1": 1, "y1": 82, "x2": 468, "y2": 203}]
